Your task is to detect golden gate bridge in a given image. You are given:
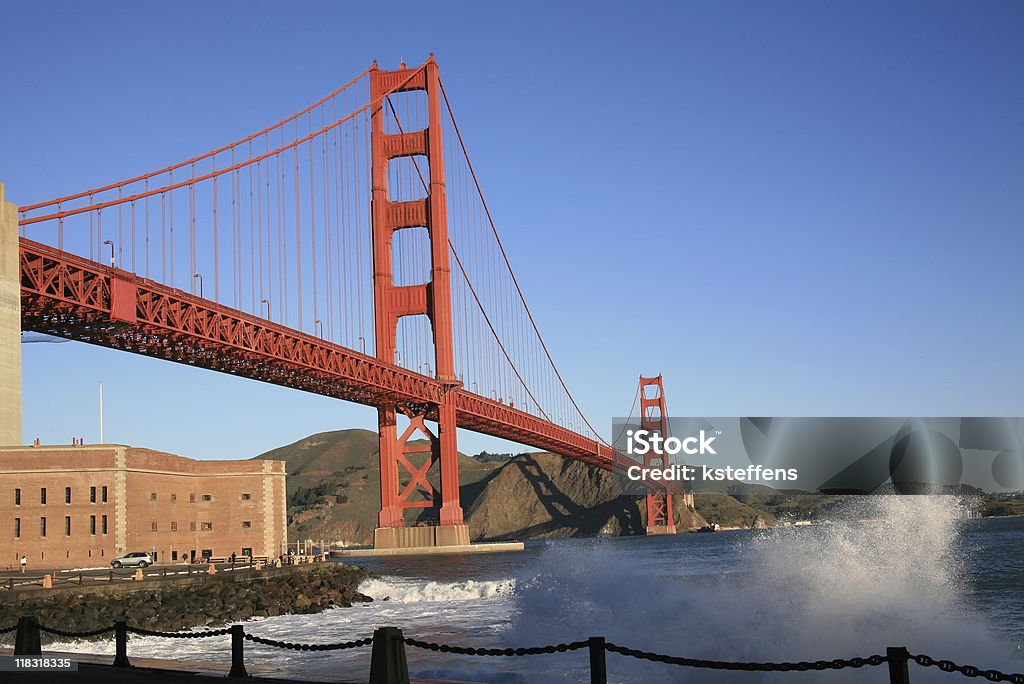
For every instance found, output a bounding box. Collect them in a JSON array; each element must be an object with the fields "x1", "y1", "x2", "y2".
[{"x1": 9, "y1": 56, "x2": 677, "y2": 549}]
